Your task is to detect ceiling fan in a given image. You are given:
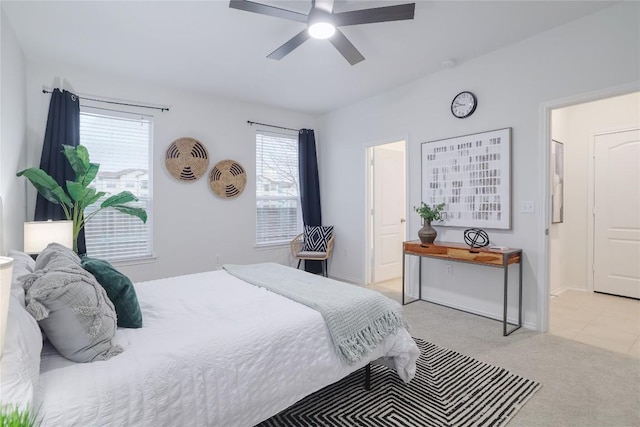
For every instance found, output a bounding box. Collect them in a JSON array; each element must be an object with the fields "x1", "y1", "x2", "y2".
[{"x1": 229, "y1": 0, "x2": 416, "y2": 65}]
